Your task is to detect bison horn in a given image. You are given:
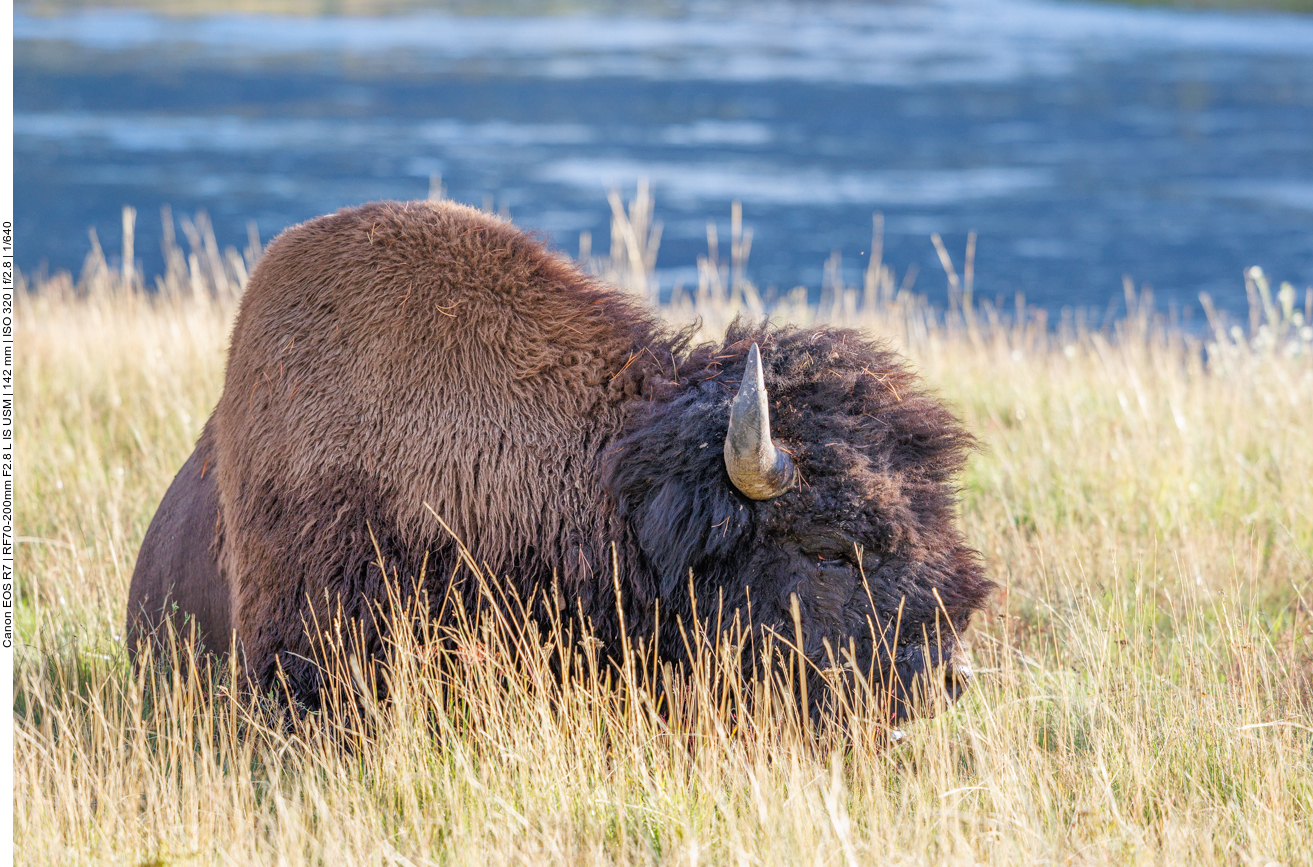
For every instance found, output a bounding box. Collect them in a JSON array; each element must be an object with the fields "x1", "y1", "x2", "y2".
[{"x1": 724, "y1": 343, "x2": 796, "y2": 500}]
